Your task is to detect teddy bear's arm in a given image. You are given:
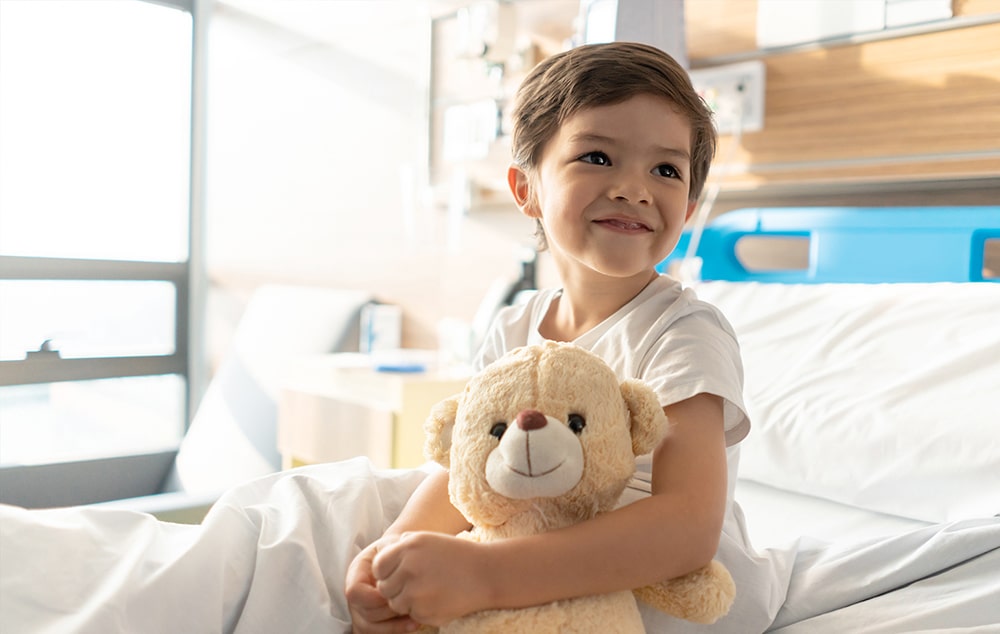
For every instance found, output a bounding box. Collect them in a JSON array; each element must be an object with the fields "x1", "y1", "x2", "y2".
[{"x1": 632, "y1": 560, "x2": 735, "y2": 624}]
